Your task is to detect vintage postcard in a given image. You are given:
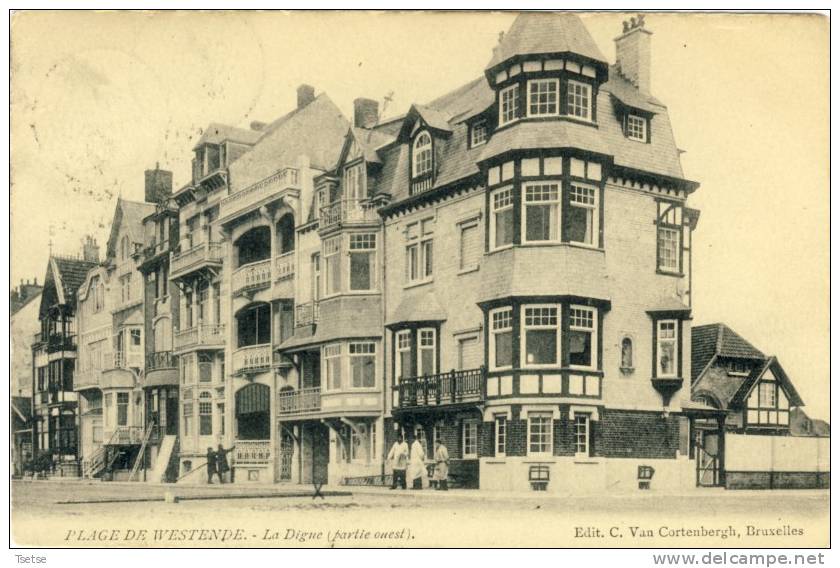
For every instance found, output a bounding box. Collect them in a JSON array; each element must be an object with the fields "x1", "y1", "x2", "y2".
[{"x1": 8, "y1": 9, "x2": 830, "y2": 551}]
